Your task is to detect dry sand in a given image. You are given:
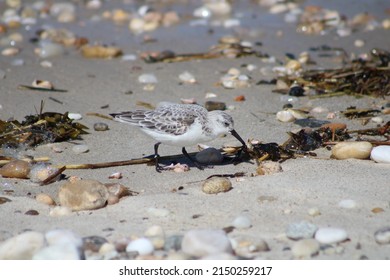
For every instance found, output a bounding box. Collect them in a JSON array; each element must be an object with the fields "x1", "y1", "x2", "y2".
[{"x1": 0, "y1": 0, "x2": 389, "y2": 259}]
